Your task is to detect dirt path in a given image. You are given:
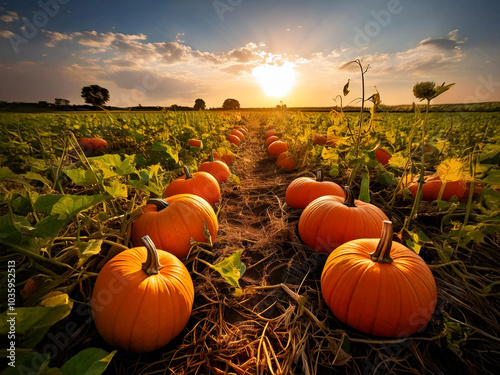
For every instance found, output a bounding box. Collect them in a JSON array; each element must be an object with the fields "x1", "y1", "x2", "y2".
[{"x1": 175, "y1": 118, "x2": 335, "y2": 374}]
